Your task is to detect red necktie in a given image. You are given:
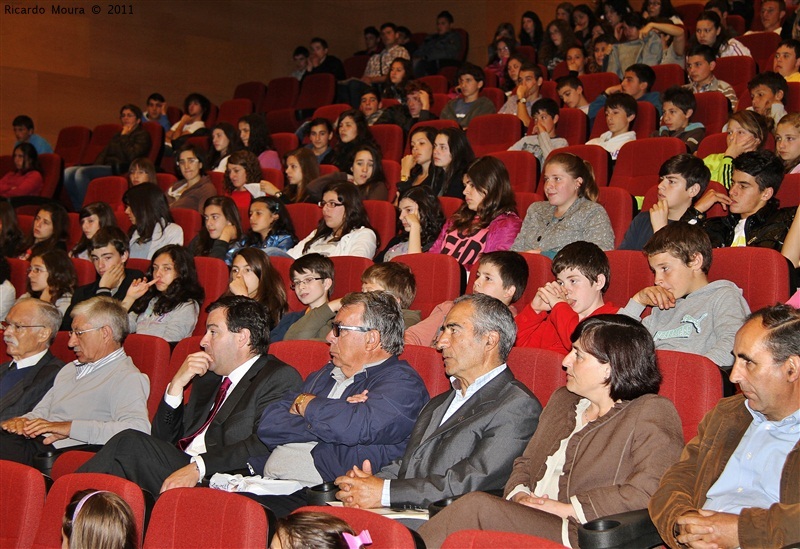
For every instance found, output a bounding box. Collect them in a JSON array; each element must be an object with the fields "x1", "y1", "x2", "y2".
[{"x1": 177, "y1": 377, "x2": 232, "y2": 451}]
